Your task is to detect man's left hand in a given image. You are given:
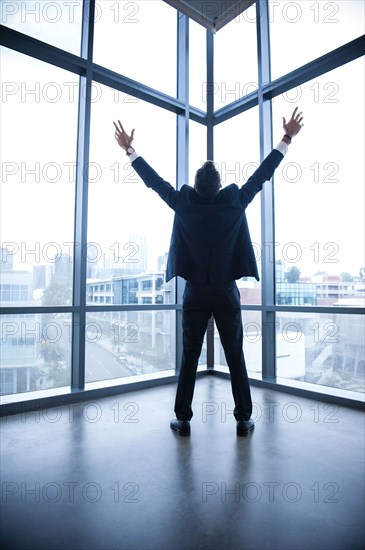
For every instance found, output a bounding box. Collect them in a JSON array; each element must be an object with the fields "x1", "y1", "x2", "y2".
[{"x1": 113, "y1": 120, "x2": 135, "y2": 151}]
